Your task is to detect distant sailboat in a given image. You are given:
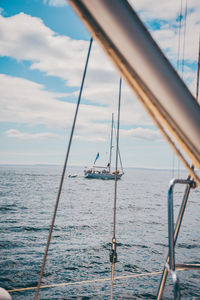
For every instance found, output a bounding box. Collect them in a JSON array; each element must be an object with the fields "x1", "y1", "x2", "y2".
[{"x1": 84, "y1": 113, "x2": 124, "y2": 180}]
